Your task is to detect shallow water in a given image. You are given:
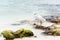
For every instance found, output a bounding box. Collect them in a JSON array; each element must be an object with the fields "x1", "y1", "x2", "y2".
[{"x1": 0, "y1": 0, "x2": 60, "y2": 40}]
